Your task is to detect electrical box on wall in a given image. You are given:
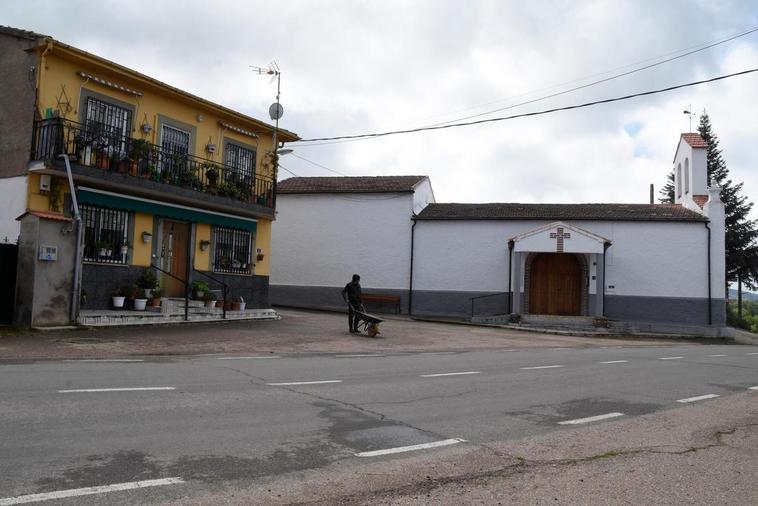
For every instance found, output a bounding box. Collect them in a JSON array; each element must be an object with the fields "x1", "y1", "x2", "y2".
[
  {"x1": 39, "y1": 174, "x2": 51, "y2": 192},
  {"x1": 39, "y1": 245, "x2": 58, "y2": 261}
]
